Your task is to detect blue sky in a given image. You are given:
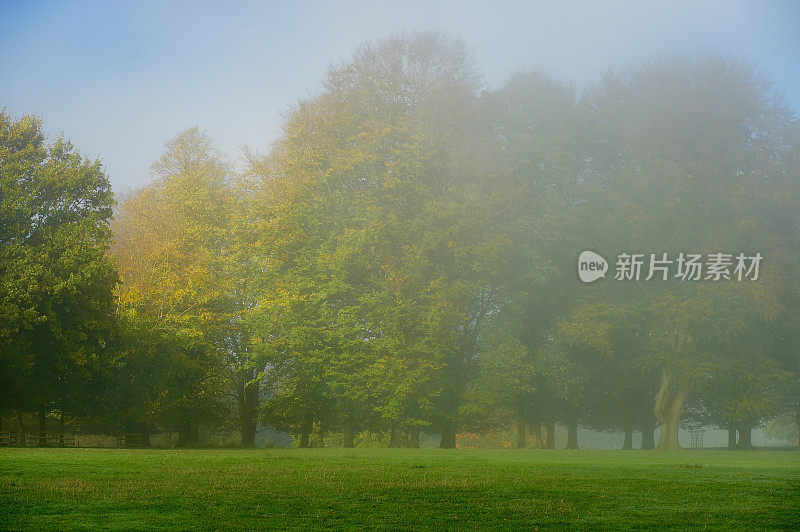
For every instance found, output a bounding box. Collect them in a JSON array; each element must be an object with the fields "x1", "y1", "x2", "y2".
[{"x1": 2, "y1": 0, "x2": 799, "y2": 192}]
